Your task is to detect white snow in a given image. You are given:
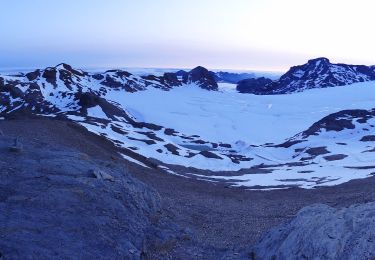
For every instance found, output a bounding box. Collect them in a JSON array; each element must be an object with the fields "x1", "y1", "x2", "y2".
[
  {"x1": 94, "y1": 81, "x2": 375, "y2": 189},
  {"x1": 120, "y1": 153, "x2": 151, "y2": 169},
  {"x1": 66, "y1": 115, "x2": 85, "y2": 121},
  {"x1": 217, "y1": 82, "x2": 237, "y2": 92},
  {"x1": 105, "y1": 81, "x2": 375, "y2": 145},
  {"x1": 87, "y1": 105, "x2": 108, "y2": 119}
]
